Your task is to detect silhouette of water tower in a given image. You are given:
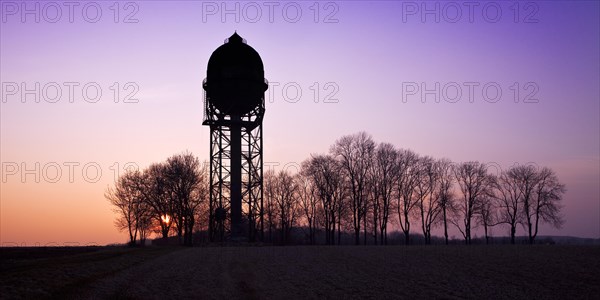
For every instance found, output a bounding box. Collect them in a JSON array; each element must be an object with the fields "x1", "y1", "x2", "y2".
[{"x1": 203, "y1": 32, "x2": 267, "y2": 242}]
